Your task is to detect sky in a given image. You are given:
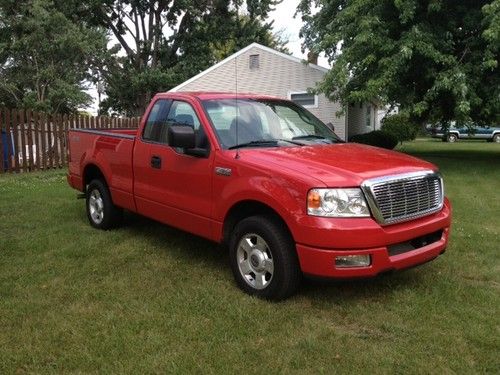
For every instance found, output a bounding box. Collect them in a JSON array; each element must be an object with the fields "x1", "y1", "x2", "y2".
[
  {"x1": 86, "y1": 0, "x2": 328, "y2": 114},
  {"x1": 269, "y1": 0, "x2": 329, "y2": 67},
  {"x1": 270, "y1": 0, "x2": 307, "y2": 59}
]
